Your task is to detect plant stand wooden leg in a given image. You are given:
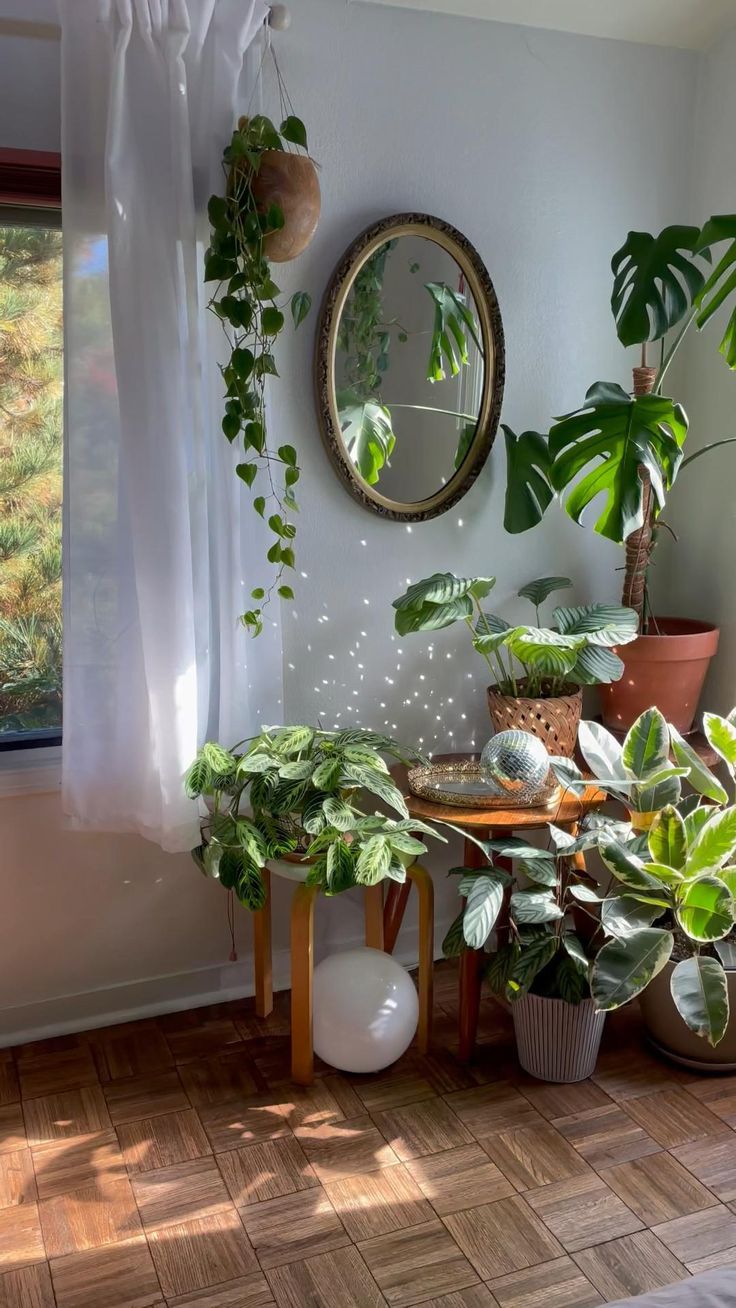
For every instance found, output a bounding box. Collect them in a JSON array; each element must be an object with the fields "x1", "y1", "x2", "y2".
[
  {"x1": 290, "y1": 882, "x2": 319, "y2": 1086},
  {"x1": 383, "y1": 881, "x2": 412, "y2": 955},
  {"x1": 458, "y1": 830, "x2": 491, "y2": 1062},
  {"x1": 364, "y1": 883, "x2": 385, "y2": 950},
  {"x1": 407, "y1": 862, "x2": 434, "y2": 1055},
  {"x1": 253, "y1": 866, "x2": 273, "y2": 1019}
]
